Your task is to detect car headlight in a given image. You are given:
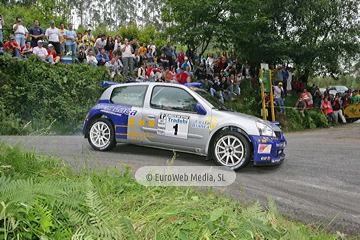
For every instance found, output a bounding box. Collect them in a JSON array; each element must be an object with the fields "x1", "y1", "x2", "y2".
[{"x1": 256, "y1": 121, "x2": 276, "y2": 137}]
